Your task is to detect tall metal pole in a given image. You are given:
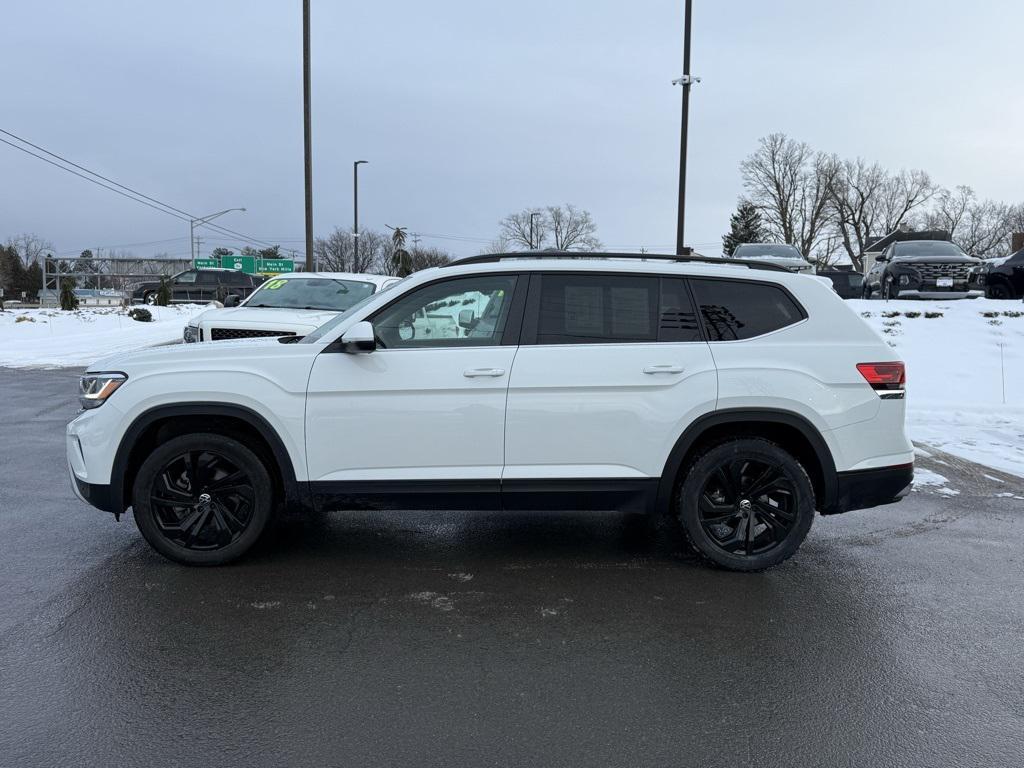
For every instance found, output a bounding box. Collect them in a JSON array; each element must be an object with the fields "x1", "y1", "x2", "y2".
[
  {"x1": 675, "y1": 0, "x2": 694, "y2": 255},
  {"x1": 353, "y1": 160, "x2": 367, "y2": 266},
  {"x1": 302, "y1": 0, "x2": 314, "y2": 272},
  {"x1": 189, "y1": 219, "x2": 195, "y2": 262},
  {"x1": 529, "y1": 212, "x2": 540, "y2": 250}
]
